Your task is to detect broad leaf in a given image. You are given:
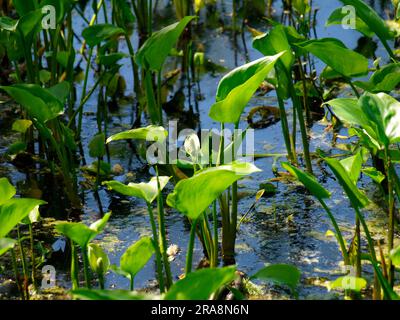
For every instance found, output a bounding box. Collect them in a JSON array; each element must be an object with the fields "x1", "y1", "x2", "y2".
[
  {"x1": 295, "y1": 38, "x2": 369, "y2": 77},
  {"x1": 164, "y1": 266, "x2": 236, "y2": 300},
  {"x1": 339, "y1": 0, "x2": 393, "y2": 41},
  {"x1": 0, "y1": 198, "x2": 46, "y2": 237},
  {"x1": 0, "y1": 178, "x2": 16, "y2": 206},
  {"x1": 209, "y1": 54, "x2": 282, "y2": 124},
  {"x1": 359, "y1": 92, "x2": 400, "y2": 147},
  {"x1": 106, "y1": 125, "x2": 168, "y2": 144},
  {"x1": 390, "y1": 245, "x2": 400, "y2": 267},
  {"x1": 324, "y1": 157, "x2": 369, "y2": 209},
  {"x1": 340, "y1": 151, "x2": 363, "y2": 185},
  {"x1": 55, "y1": 212, "x2": 111, "y2": 248},
  {"x1": 326, "y1": 7, "x2": 374, "y2": 37},
  {"x1": 72, "y1": 289, "x2": 151, "y2": 300},
  {"x1": 82, "y1": 24, "x2": 125, "y2": 47},
  {"x1": 362, "y1": 167, "x2": 385, "y2": 184},
  {"x1": 103, "y1": 177, "x2": 170, "y2": 204},
  {"x1": 250, "y1": 264, "x2": 301, "y2": 292},
  {"x1": 89, "y1": 133, "x2": 106, "y2": 158},
  {"x1": 0, "y1": 238, "x2": 17, "y2": 256},
  {"x1": 167, "y1": 162, "x2": 261, "y2": 220},
  {"x1": 282, "y1": 162, "x2": 331, "y2": 199},
  {"x1": 136, "y1": 16, "x2": 195, "y2": 71},
  {"x1": 329, "y1": 276, "x2": 367, "y2": 292},
  {"x1": 120, "y1": 237, "x2": 155, "y2": 279},
  {"x1": 355, "y1": 63, "x2": 400, "y2": 93},
  {"x1": 0, "y1": 84, "x2": 65, "y2": 123}
]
